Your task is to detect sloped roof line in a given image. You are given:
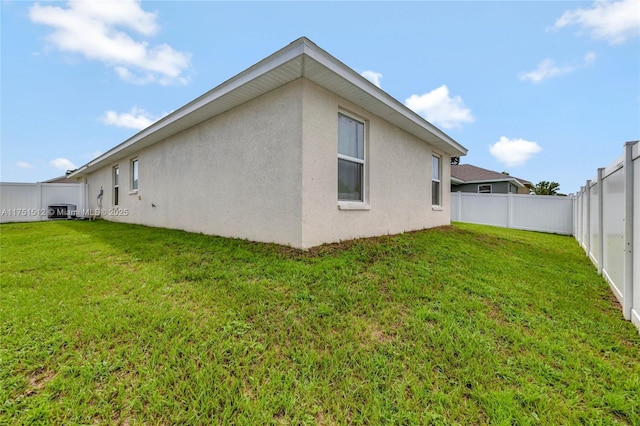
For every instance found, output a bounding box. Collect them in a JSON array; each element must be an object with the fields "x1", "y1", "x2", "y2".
[{"x1": 69, "y1": 37, "x2": 467, "y2": 179}]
